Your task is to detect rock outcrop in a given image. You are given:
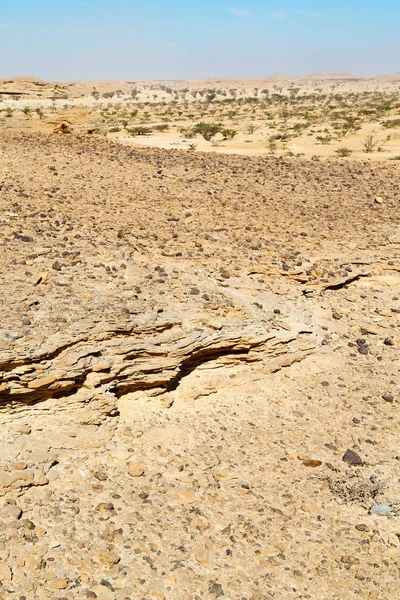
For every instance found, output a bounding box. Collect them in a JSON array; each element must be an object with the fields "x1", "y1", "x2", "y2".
[{"x1": 0, "y1": 131, "x2": 399, "y2": 600}]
